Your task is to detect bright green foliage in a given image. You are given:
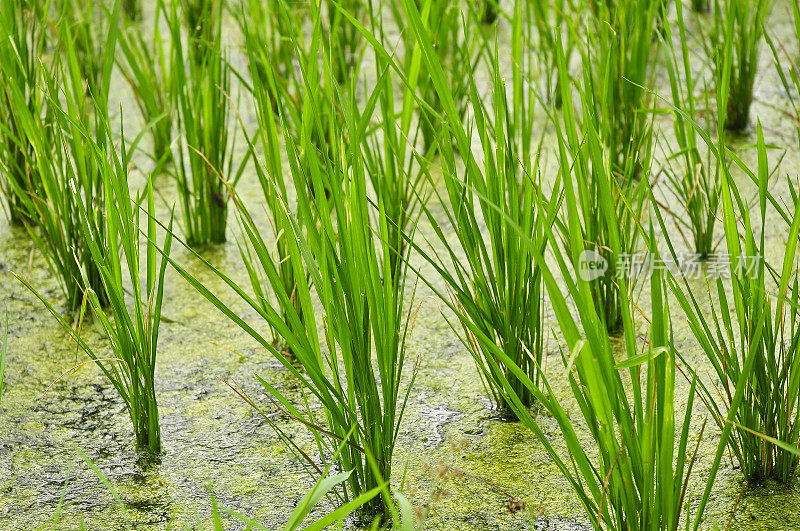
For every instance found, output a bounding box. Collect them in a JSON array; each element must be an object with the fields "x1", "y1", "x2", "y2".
[
  {"x1": 662, "y1": 0, "x2": 720, "y2": 258},
  {"x1": 168, "y1": 15, "x2": 418, "y2": 517},
  {"x1": 553, "y1": 35, "x2": 650, "y2": 332},
  {"x1": 169, "y1": 0, "x2": 236, "y2": 246},
  {"x1": 0, "y1": 0, "x2": 48, "y2": 226},
  {"x1": 4, "y1": 7, "x2": 123, "y2": 312},
  {"x1": 664, "y1": 123, "x2": 800, "y2": 484},
  {"x1": 584, "y1": 0, "x2": 659, "y2": 184},
  {"x1": 117, "y1": 0, "x2": 173, "y2": 170},
  {"x1": 60, "y1": 0, "x2": 106, "y2": 97},
  {"x1": 390, "y1": 0, "x2": 478, "y2": 155},
  {"x1": 327, "y1": 0, "x2": 364, "y2": 82},
  {"x1": 16, "y1": 103, "x2": 174, "y2": 453},
  {"x1": 409, "y1": 2, "x2": 558, "y2": 416}
]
